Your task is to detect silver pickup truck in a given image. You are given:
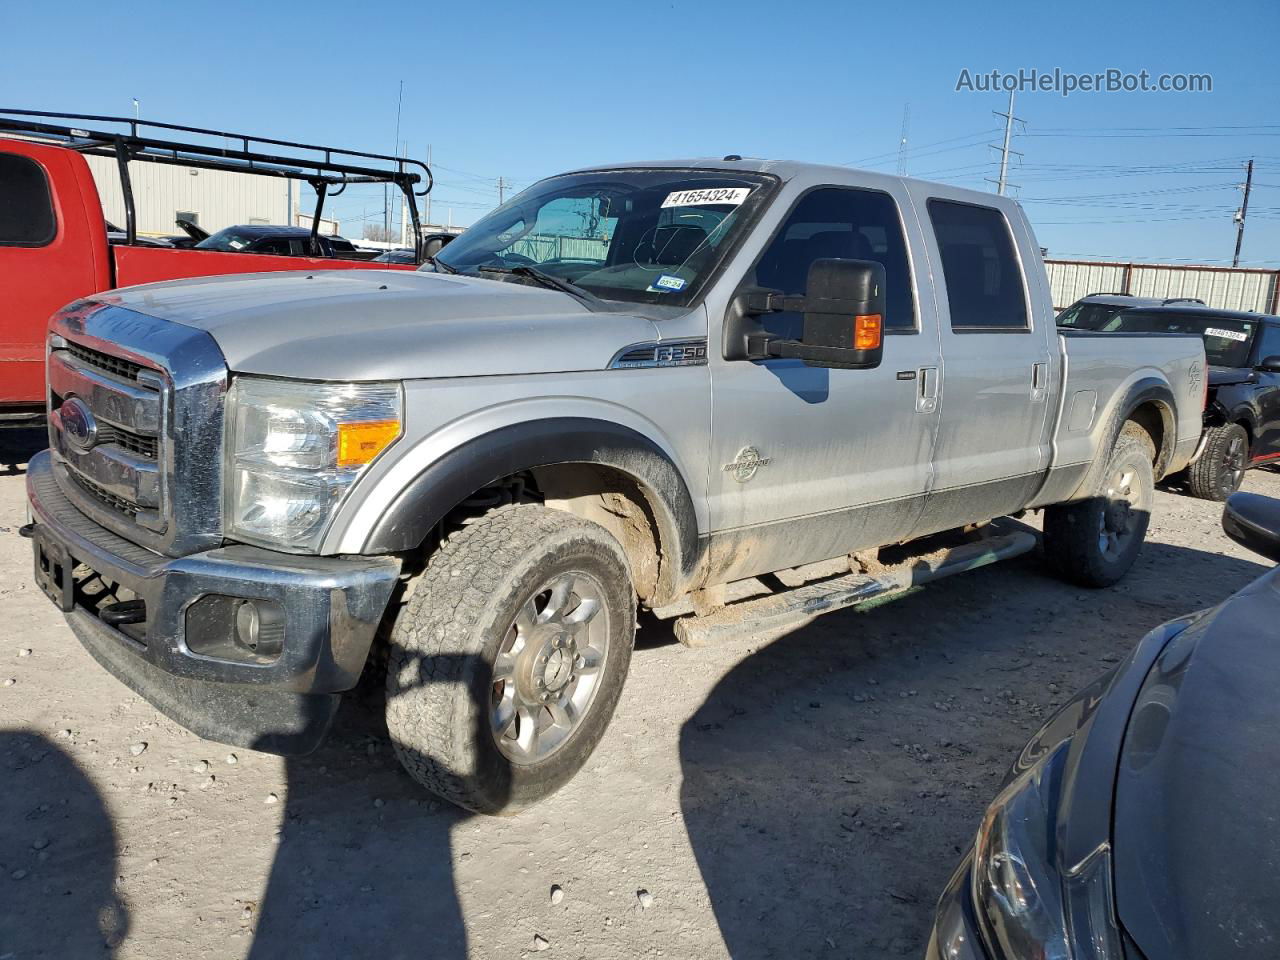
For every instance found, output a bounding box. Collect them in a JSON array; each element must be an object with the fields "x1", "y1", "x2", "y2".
[{"x1": 25, "y1": 159, "x2": 1205, "y2": 813}]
